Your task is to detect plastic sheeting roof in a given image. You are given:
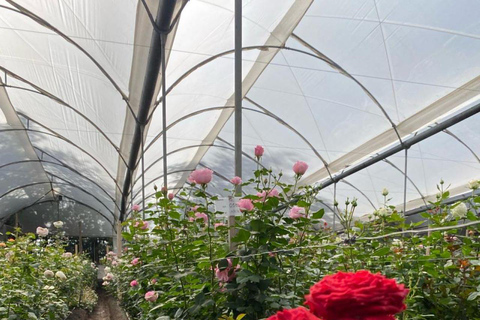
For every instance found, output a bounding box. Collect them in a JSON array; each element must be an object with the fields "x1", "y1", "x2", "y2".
[{"x1": 1, "y1": 0, "x2": 480, "y2": 234}]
